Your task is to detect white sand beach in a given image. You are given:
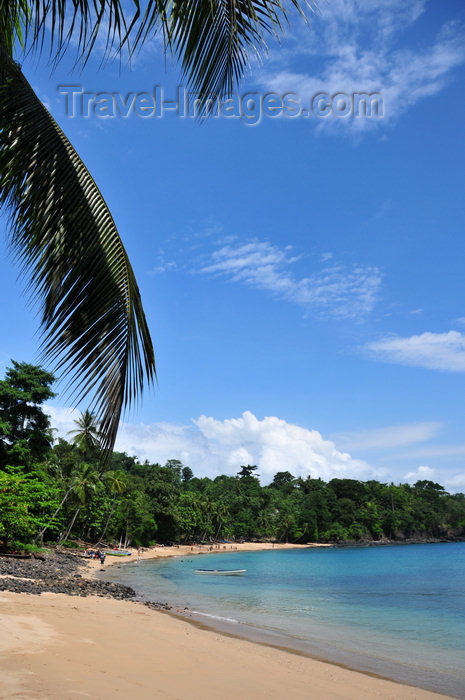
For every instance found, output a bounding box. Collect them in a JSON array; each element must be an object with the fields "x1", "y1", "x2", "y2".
[
  {"x1": 0, "y1": 590, "x2": 454, "y2": 700},
  {"x1": 0, "y1": 542, "x2": 456, "y2": 700}
]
